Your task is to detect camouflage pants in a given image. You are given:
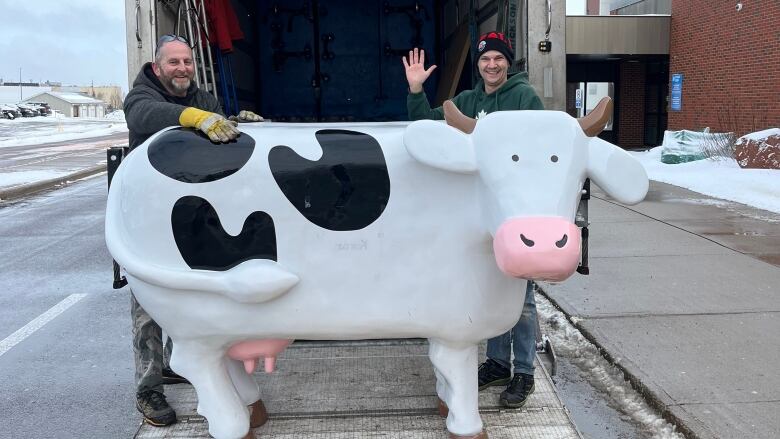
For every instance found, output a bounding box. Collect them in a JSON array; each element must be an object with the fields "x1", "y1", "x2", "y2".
[{"x1": 131, "y1": 291, "x2": 172, "y2": 394}]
